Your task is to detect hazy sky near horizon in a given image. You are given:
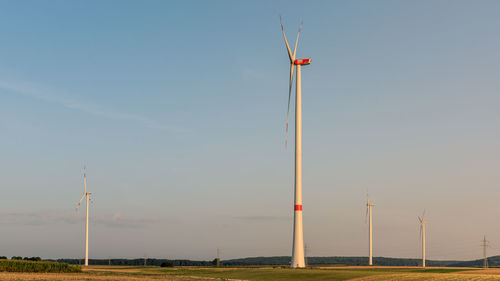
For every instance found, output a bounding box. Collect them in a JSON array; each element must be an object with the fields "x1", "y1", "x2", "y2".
[{"x1": 1, "y1": 0, "x2": 500, "y2": 261}]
